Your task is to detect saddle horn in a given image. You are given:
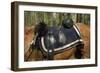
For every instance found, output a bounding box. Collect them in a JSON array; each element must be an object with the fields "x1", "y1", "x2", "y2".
[{"x1": 35, "y1": 21, "x2": 48, "y2": 37}]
